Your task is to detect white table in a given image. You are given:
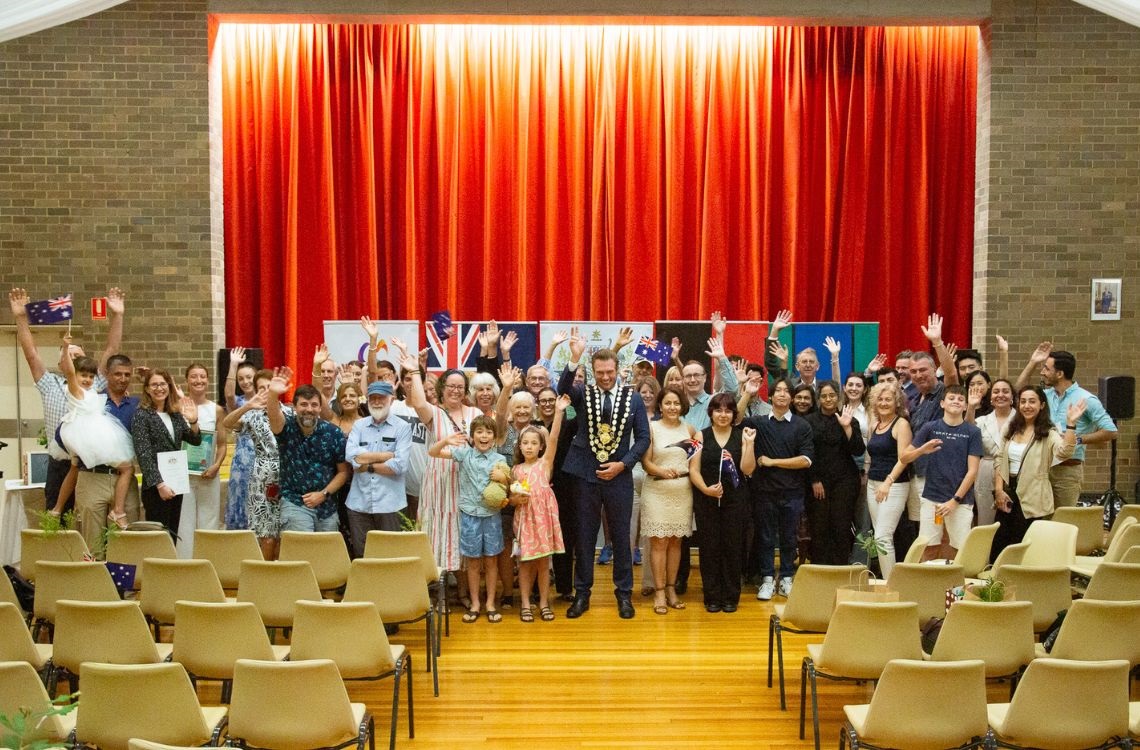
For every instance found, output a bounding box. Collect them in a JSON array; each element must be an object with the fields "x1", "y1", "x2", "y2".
[{"x1": 1, "y1": 479, "x2": 43, "y2": 566}]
